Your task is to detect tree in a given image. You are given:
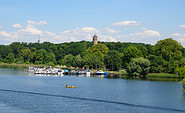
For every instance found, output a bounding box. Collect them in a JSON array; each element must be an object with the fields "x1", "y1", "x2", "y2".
[
  {"x1": 82, "y1": 53, "x2": 95, "y2": 69},
  {"x1": 127, "y1": 57, "x2": 150, "y2": 78},
  {"x1": 104, "y1": 50, "x2": 122, "y2": 71},
  {"x1": 122, "y1": 46, "x2": 143, "y2": 68},
  {"x1": 0, "y1": 55, "x2": 3, "y2": 62},
  {"x1": 85, "y1": 43, "x2": 109, "y2": 54},
  {"x1": 174, "y1": 66, "x2": 185, "y2": 77},
  {"x1": 178, "y1": 57, "x2": 185, "y2": 67},
  {"x1": 35, "y1": 49, "x2": 47, "y2": 64},
  {"x1": 135, "y1": 45, "x2": 148, "y2": 58},
  {"x1": 19, "y1": 48, "x2": 33, "y2": 63},
  {"x1": 44, "y1": 52, "x2": 56, "y2": 64},
  {"x1": 93, "y1": 51, "x2": 105, "y2": 69},
  {"x1": 147, "y1": 55, "x2": 168, "y2": 73},
  {"x1": 6, "y1": 53, "x2": 15, "y2": 63},
  {"x1": 64, "y1": 54, "x2": 74, "y2": 66},
  {"x1": 154, "y1": 38, "x2": 183, "y2": 61},
  {"x1": 82, "y1": 43, "x2": 109, "y2": 69},
  {"x1": 74, "y1": 54, "x2": 82, "y2": 67},
  {"x1": 9, "y1": 42, "x2": 25, "y2": 56}
]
